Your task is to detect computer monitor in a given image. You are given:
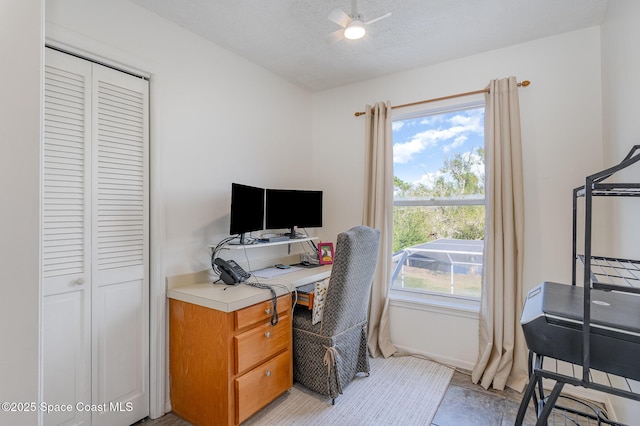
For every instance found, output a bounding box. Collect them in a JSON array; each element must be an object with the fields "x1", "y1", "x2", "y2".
[
  {"x1": 229, "y1": 183, "x2": 265, "y2": 244},
  {"x1": 264, "y1": 189, "x2": 323, "y2": 238}
]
